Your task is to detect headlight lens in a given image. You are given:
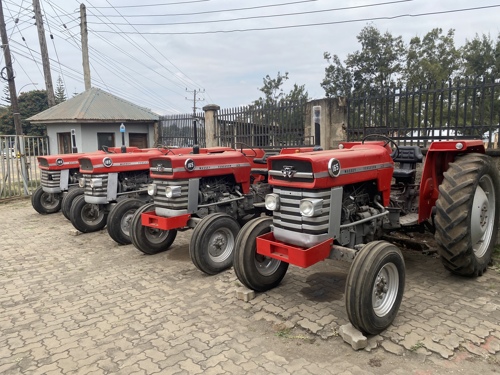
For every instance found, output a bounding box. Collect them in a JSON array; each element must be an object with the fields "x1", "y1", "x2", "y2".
[
  {"x1": 90, "y1": 178, "x2": 102, "y2": 188},
  {"x1": 265, "y1": 193, "x2": 280, "y2": 211},
  {"x1": 147, "y1": 184, "x2": 157, "y2": 196},
  {"x1": 165, "y1": 186, "x2": 182, "y2": 198},
  {"x1": 300, "y1": 198, "x2": 323, "y2": 217},
  {"x1": 78, "y1": 177, "x2": 85, "y2": 188}
]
